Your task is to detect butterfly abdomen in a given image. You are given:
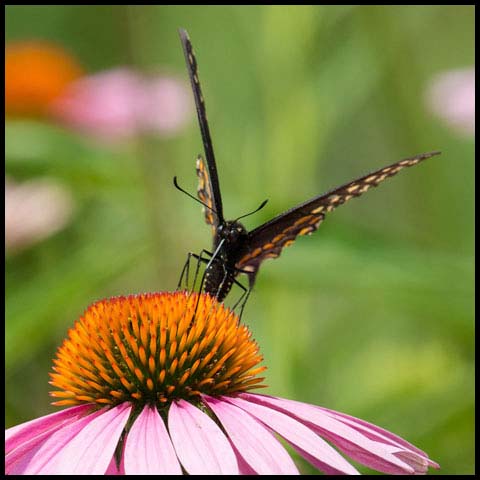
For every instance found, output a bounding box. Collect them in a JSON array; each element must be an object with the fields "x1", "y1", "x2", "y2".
[{"x1": 204, "y1": 263, "x2": 235, "y2": 302}]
